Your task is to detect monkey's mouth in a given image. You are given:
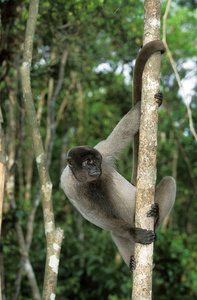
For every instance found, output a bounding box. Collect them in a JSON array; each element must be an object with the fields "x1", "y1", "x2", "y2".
[
  {"x1": 89, "y1": 168, "x2": 101, "y2": 178},
  {"x1": 89, "y1": 170, "x2": 101, "y2": 177}
]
